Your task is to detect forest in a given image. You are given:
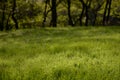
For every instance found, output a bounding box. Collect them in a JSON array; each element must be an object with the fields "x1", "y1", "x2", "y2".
[{"x1": 0, "y1": 0, "x2": 120, "y2": 30}]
